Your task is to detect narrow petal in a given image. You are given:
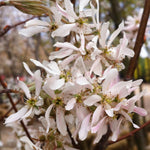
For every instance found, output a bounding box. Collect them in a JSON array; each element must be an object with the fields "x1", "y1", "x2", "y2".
[
  {"x1": 45, "y1": 104, "x2": 54, "y2": 133},
  {"x1": 121, "y1": 110, "x2": 139, "y2": 128},
  {"x1": 23, "y1": 62, "x2": 33, "y2": 76},
  {"x1": 18, "y1": 80, "x2": 31, "y2": 99},
  {"x1": 84, "y1": 95, "x2": 101, "y2": 106},
  {"x1": 51, "y1": 24, "x2": 76, "y2": 37},
  {"x1": 79, "y1": 0, "x2": 90, "y2": 12},
  {"x1": 25, "y1": 19, "x2": 50, "y2": 27},
  {"x1": 133, "y1": 106, "x2": 147, "y2": 116},
  {"x1": 5, "y1": 106, "x2": 28, "y2": 124},
  {"x1": 34, "y1": 70, "x2": 42, "y2": 97},
  {"x1": 91, "y1": 116, "x2": 107, "y2": 133},
  {"x1": 56, "y1": 107, "x2": 67, "y2": 136},
  {"x1": 54, "y1": 42, "x2": 79, "y2": 51},
  {"x1": 47, "y1": 78, "x2": 65, "y2": 90},
  {"x1": 100, "y1": 22, "x2": 110, "y2": 48},
  {"x1": 19, "y1": 26, "x2": 49, "y2": 37},
  {"x1": 91, "y1": 105, "x2": 104, "y2": 126},
  {"x1": 93, "y1": 117, "x2": 107, "y2": 144},
  {"x1": 79, "y1": 113, "x2": 91, "y2": 141},
  {"x1": 107, "y1": 21, "x2": 124, "y2": 47},
  {"x1": 65, "y1": 98, "x2": 76, "y2": 110},
  {"x1": 64, "y1": 0, "x2": 78, "y2": 22},
  {"x1": 20, "y1": 136, "x2": 42, "y2": 150},
  {"x1": 110, "y1": 118, "x2": 122, "y2": 141},
  {"x1": 49, "y1": 48, "x2": 73, "y2": 60},
  {"x1": 21, "y1": 107, "x2": 33, "y2": 119}
]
